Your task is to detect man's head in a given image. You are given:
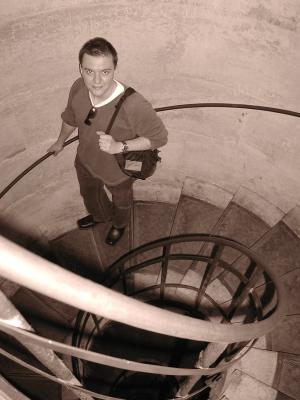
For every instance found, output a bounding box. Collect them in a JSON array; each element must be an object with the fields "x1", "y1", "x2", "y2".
[
  {"x1": 79, "y1": 37, "x2": 118, "y2": 103},
  {"x1": 79, "y1": 37, "x2": 118, "y2": 68}
]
